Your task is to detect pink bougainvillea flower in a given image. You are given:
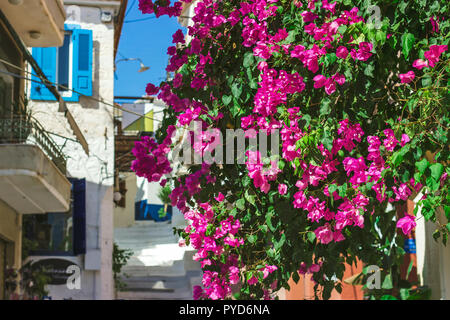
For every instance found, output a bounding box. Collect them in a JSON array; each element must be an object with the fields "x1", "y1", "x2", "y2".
[
  {"x1": 430, "y1": 16, "x2": 440, "y2": 33},
  {"x1": 336, "y1": 46, "x2": 349, "y2": 59},
  {"x1": 314, "y1": 224, "x2": 334, "y2": 244},
  {"x1": 193, "y1": 285, "x2": 204, "y2": 300},
  {"x1": 172, "y1": 29, "x2": 185, "y2": 44},
  {"x1": 145, "y1": 83, "x2": 159, "y2": 95},
  {"x1": 167, "y1": 46, "x2": 176, "y2": 56},
  {"x1": 228, "y1": 266, "x2": 240, "y2": 285},
  {"x1": 214, "y1": 192, "x2": 225, "y2": 202},
  {"x1": 424, "y1": 44, "x2": 448, "y2": 67},
  {"x1": 324, "y1": 78, "x2": 336, "y2": 95},
  {"x1": 396, "y1": 213, "x2": 416, "y2": 235},
  {"x1": 401, "y1": 134, "x2": 410, "y2": 146},
  {"x1": 383, "y1": 128, "x2": 398, "y2": 152},
  {"x1": 261, "y1": 265, "x2": 278, "y2": 279},
  {"x1": 313, "y1": 74, "x2": 327, "y2": 88},
  {"x1": 351, "y1": 42, "x2": 373, "y2": 61},
  {"x1": 278, "y1": 183, "x2": 287, "y2": 195},
  {"x1": 301, "y1": 11, "x2": 318, "y2": 23},
  {"x1": 333, "y1": 73, "x2": 346, "y2": 85},
  {"x1": 412, "y1": 59, "x2": 429, "y2": 70},
  {"x1": 398, "y1": 71, "x2": 415, "y2": 84},
  {"x1": 248, "y1": 275, "x2": 258, "y2": 285}
]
